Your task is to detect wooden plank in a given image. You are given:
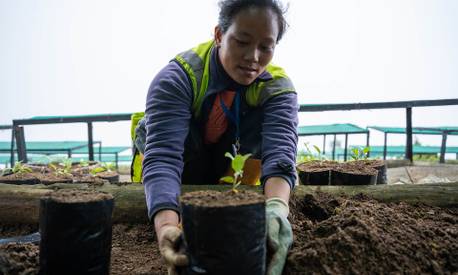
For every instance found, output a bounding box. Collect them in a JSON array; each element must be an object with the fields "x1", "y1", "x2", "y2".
[{"x1": 0, "y1": 183, "x2": 457, "y2": 225}]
